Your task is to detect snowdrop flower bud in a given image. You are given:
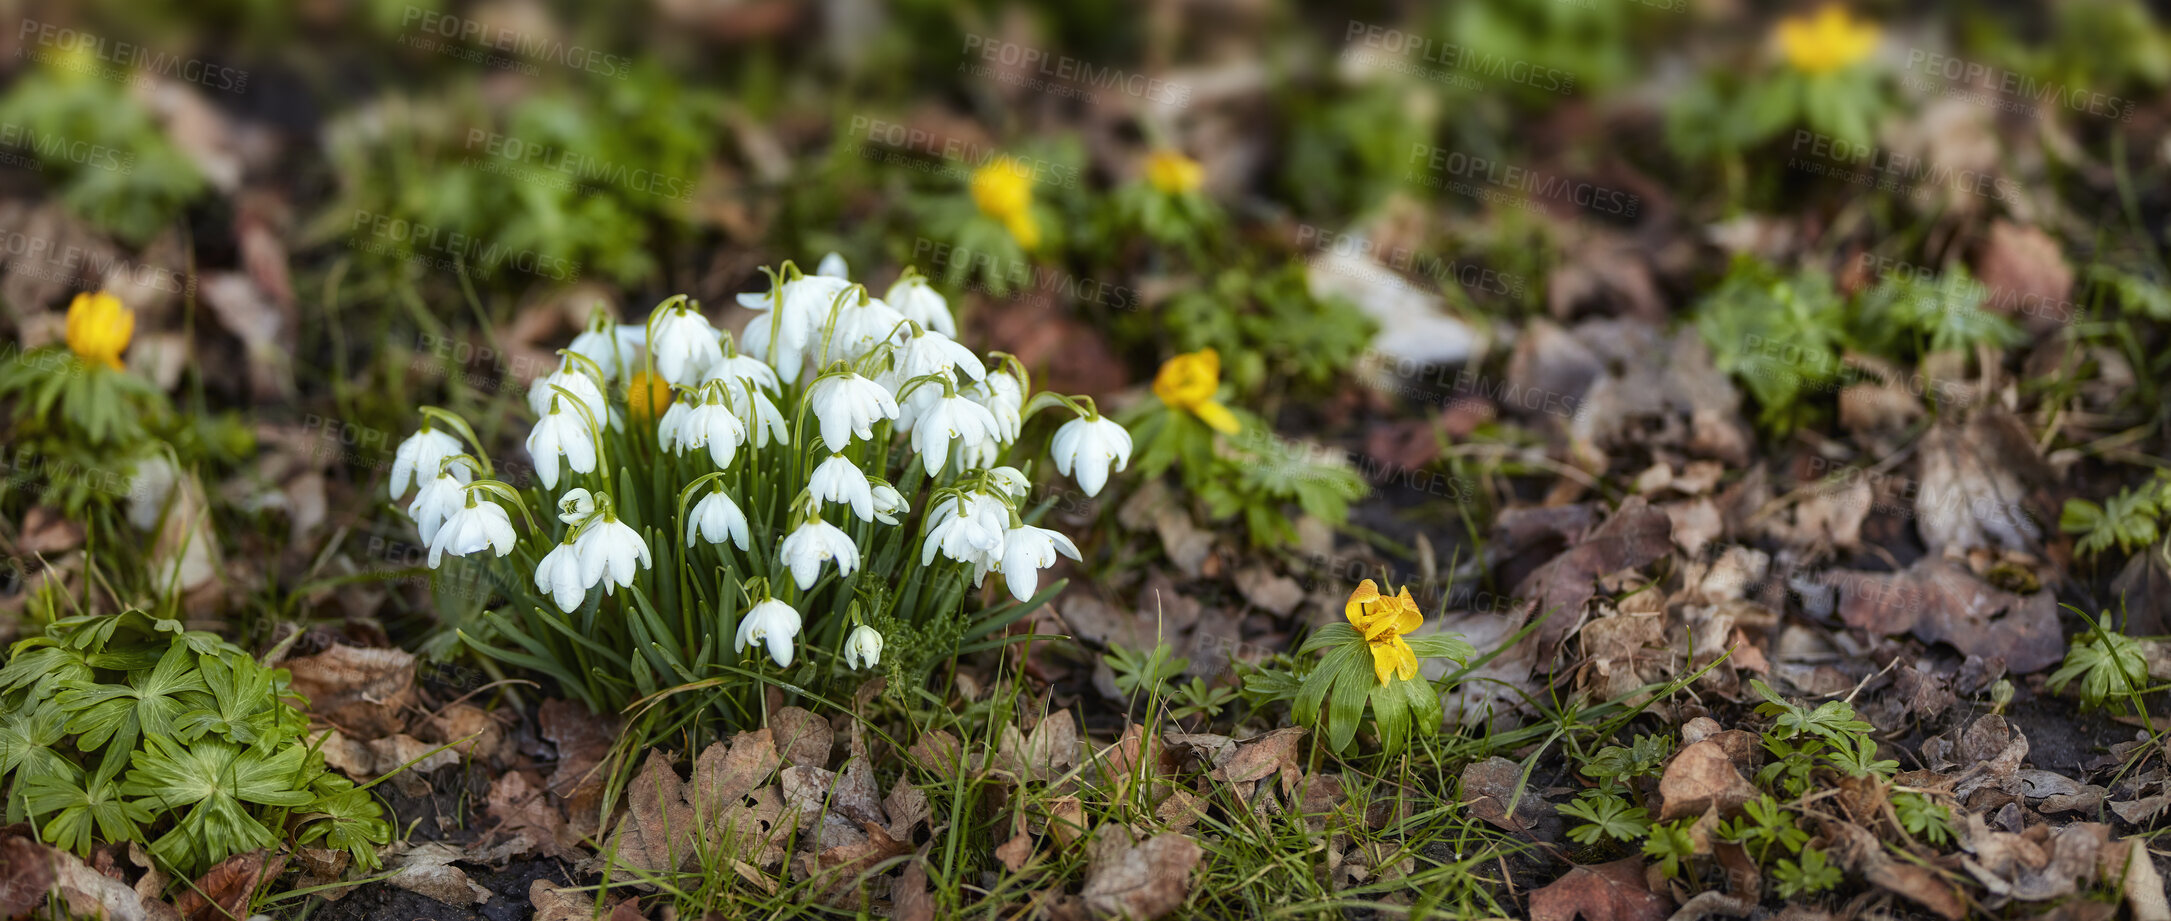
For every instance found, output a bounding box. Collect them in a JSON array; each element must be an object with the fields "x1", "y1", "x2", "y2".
[
  {"x1": 911, "y1": 393, "x2": 1001, "y2": 477},
  {"x1": 898, "y1": 330, "x2": 986, "y2": 383},
  {"x1": 808, "y1": 373, "x2": 900, "y2": 453},
  {"x1": 1000, "y1": 525, "x2": 1082, "y2": 602},
  {"x1": 1051, "y1": 415, "x2": 1133, "y2": 498},
  {"x1": 870, "y1": 482, "x2": 907, "y2": 526},
  {"x1": 534, "y1": 540, "x2": 587, "y2": 613},
  {"x1": 408, "y1": 465, "x2": 473, "y2": 545},
  {"x1": 845, "y1": 625, "x2": 884, "y2": 670},
  {"x1": 816, "y1": 252, "x2": 850, "y2": 278},
  {"x1": 567, "y1": 322, "x2": 646, "y2": 383},
  {"x1": 969, "y1": 370, "x2": 1025, "y2": 444},
  {"x1": 735, "y1": 597, "x2": 802, "y2": 668},
  {"x1": 676, "y1": 390, "x2": 748, "y2": 469},
  {"x1": 556, "y1": 487, "x2": 596, "y2": 524},
  {"x1": 780, "y1": 518, "x2": 860, "y2": 590},
  {"x1": 526, "y1": 396, "x2": 599, "y2": 490},
  {"x1": 649, "y1": 300, "x2": 723, "y2": 386},
  {"x1": 390, "y1": 428, "x2": 463, "y2": 499},
  {"x1": 527, "y1": 362, "x2": 611, "y2": 423},
  {"x1": 885, "y1": 275, "x2": 956, "y2": 337},
  {"x1": 575, "y1": 515, "x2": 652, "y2": 596},
  {"x1": 807, "y1": 454, "x2": 877, "y2": 522},
  {"x1": 687, "y1": 488, "x2": 751, "y2": 550},
  {"x1": 428, "y1": 490, "x2": 517, "y2": 567}
]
